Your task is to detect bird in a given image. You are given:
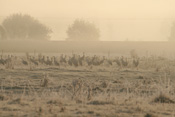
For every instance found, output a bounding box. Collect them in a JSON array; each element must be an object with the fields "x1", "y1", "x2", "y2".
[
  {"x1": 53, "y1": 56, "x2": 60, "y2": 66},
  {"x1": 0, "y1": 56, "x2": 6, "y2": 65},
  {"x1": 30, "y1": 57, "x2": 39, "y2": 66},
  {"x1": 86, "y1": 57, "x2": 92, "y2": 66},
  {"x1": 133, "y1": 58, "x2": 139, "y2": 67},
  {"x1": 72, "y1": 57, "x2": 78, "y2": 67},
  {"x1": 60, "y1": 54, "x2": 67, "y2": 64},
  {"x1": 45, "y1": 56, "x2": 52, "y2": 65},
  {"x1": 78, "y1": 55, "x2": 84, "y2": 66},
  {"x1": 114, "y1": 57, "x2": 121, "y2": 67},
  {"x1": 99, "y1": 56, "x2": 105, "y2": 65},
  {"x1": 107, "y1": 59, "x2": 113, "y2": 66},
  {"x1": 22, "y1": 59, "x2": 28, "y2": 65},
  {"x1": 68, "y1": 57, "x2": 73, "y2": 66},
  {"x1": 121, "y1": 57, "x2": 128, "y2": 67}
]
